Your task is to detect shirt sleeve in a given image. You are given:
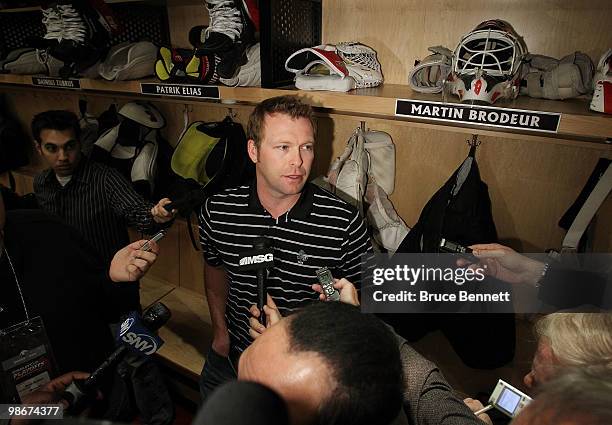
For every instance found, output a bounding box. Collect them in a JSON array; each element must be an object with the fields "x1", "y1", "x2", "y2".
[
  {"x1": 339, "y1": 209, "x2": 374, "y2": 289},
  {"x1": 198, "y1": 197, "x2": 223, "y2": 267},
  {"x1": 539, "y1": 266, "x2": 610, "y2": 309},
  {"x1": 103, "y1": 167, "x2": 158, "y2": 234}
]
